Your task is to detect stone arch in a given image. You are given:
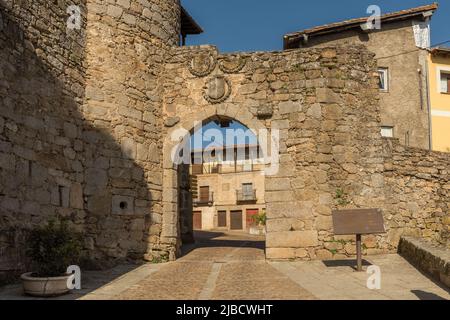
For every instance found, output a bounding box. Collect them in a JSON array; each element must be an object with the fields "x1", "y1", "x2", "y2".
[{"x1": 160, "y1": 104, "x2": 269, "y2": 259}]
